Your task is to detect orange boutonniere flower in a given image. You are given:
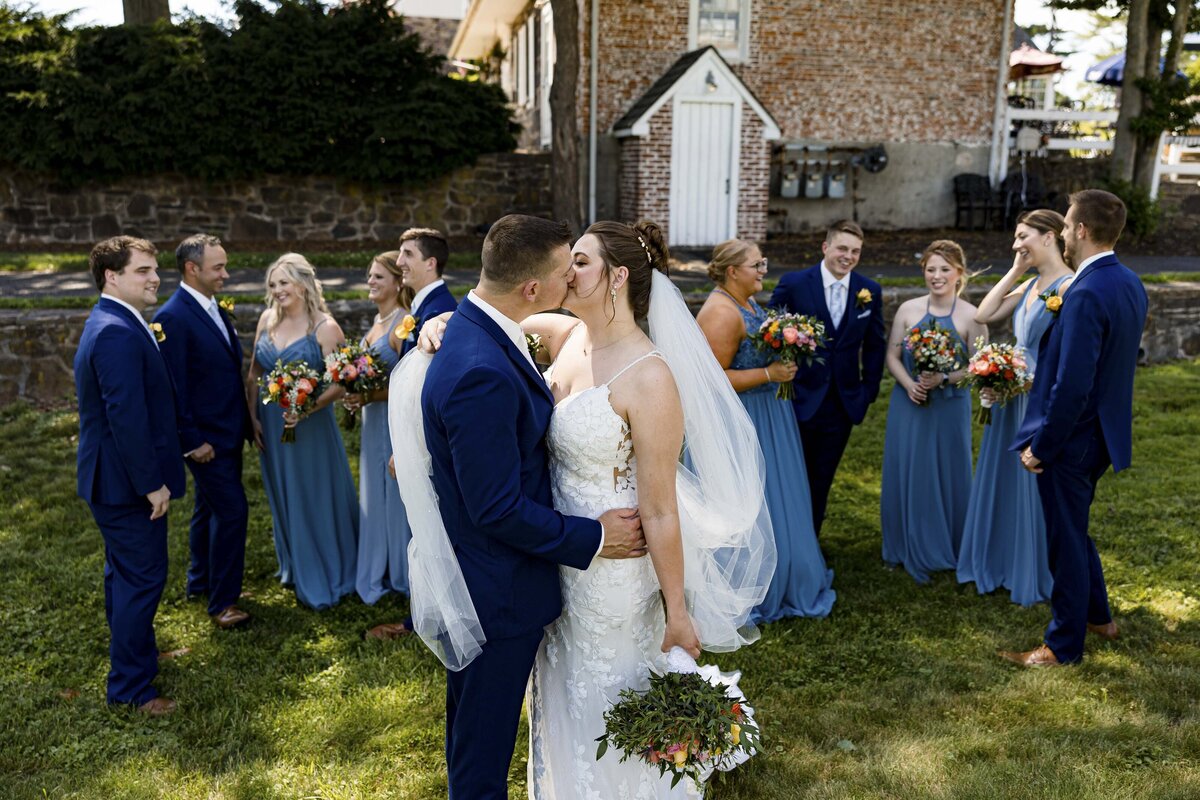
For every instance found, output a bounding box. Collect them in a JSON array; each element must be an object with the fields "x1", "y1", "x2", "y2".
[
  {"x1": 1040, "y1": 289, "x2": 1063, "y2": 316},
  {"x1": 856, "y1": 288, "x2": 872, "y2": 309},
  {"x1": 149, "y1": 322, "x2": 166, "y2": 343},
  {"x1": 394, "y1": 314, "x2": 417, "y2": 340},
  {"x1": 218, "y1": 297, "x2": 235, "y2": 313}
]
